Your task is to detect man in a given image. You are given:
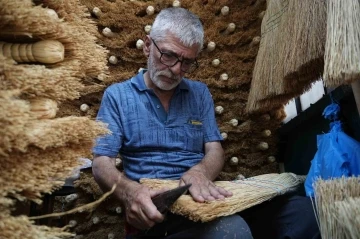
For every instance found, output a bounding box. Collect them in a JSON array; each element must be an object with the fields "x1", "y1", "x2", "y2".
[{"x1": 93, "y1": 7, "x2": 320, "y2": 239}]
